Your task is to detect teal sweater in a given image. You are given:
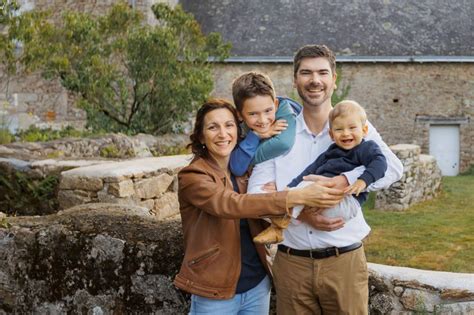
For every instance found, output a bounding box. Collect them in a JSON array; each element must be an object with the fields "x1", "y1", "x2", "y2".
[{"x1": 230, "y1": 97, "x2": 301, "y2": 176}]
